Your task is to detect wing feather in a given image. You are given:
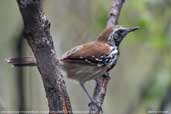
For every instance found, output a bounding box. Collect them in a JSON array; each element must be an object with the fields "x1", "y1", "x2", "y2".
[{"x1": 61, "y1": 41, "x2": 113, "y2": 66}]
